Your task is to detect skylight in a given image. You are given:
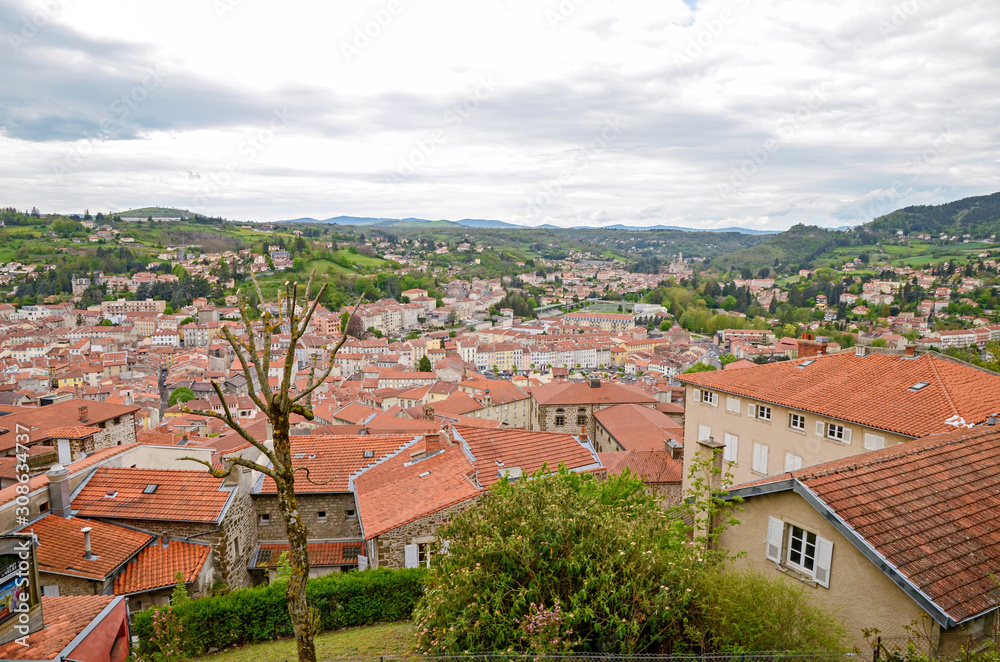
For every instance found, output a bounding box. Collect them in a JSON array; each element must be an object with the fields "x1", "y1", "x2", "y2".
[
  {"x1": 909, "y1": 382, "x2": 930, "y2": 391},
  {"x1": 143, "y1": 484, "x2": 158, "y2": 494},
  {"x1": 797, "y1": 360, "x2": 815, "y2": 368},
  {"x1": 363, "y1": 450, "x2": 374, "y2": 458},
  {"x1": 293, "y1": 452, "x2": 307, "y2": 458}
]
